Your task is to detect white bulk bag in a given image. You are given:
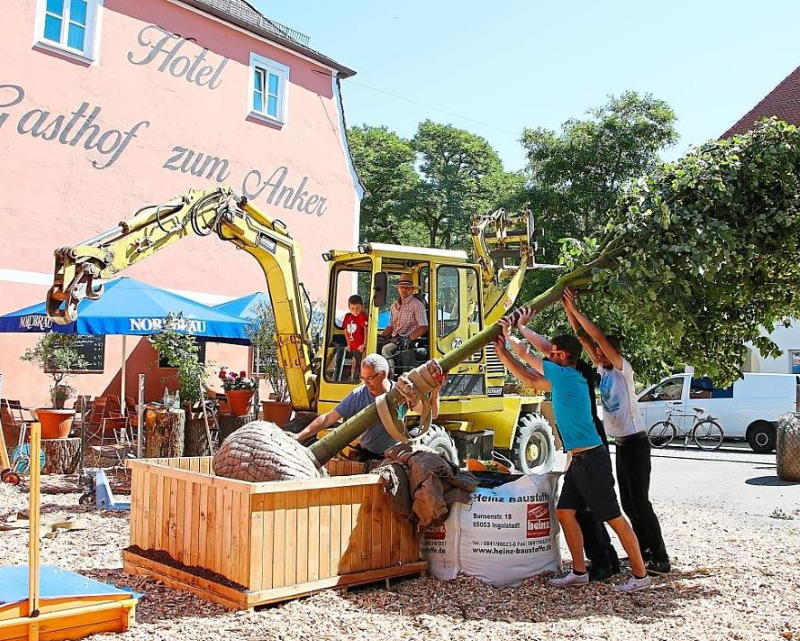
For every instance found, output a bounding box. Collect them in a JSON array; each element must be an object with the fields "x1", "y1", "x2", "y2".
[
  {"x1": 458, "y1": 473, "x2": 561, "y2": 587},
  {"x1": 421, "y1": 503, "x2": 461, "y2": 581}
]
